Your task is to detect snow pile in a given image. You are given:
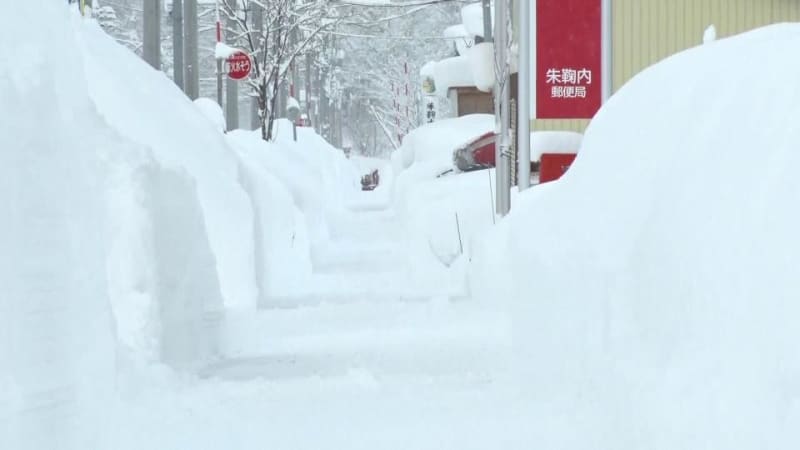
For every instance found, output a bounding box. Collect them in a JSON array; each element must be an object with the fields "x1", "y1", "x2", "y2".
[
  {"x1": 273, "y1": 119, "x2": 358, "y2": 211},
  {"x1": 392, "y1": 114, "x2": 495, "y2": 179},
  {"x1": 444, "y1": 24, "x2": 473, "y2": 56},
  {"x1": 79, "y1": 20, "x2": 258, "y2": 310},
  {"x1": 468, "y1": 42, "x2": 495, "y2": 92},
  {"x1": 227, "y1": 122, "x2": 357, "y2": 247},
  {"x1": 223, "y1": 120, "x2": 358, "y2": 300},
  {"x1": 461, "y1": 2, "x2": 492, "y2": 38},
  {"x1": 531, "y1": 130, "x2": 583, "y2": 160},
  {"x1": 0, "y1": 5, "x2": 117, "y2": 448},
  {"x1": 479, "y1": 24, "x2": 800, "y2": 448},
  {"x1": 432, "y1": 55, "x2": 475, "y2": 94},
  {"x1": 80, "y1": 17, "x2": 354, "y2": 309},
  {"x1": 390, "y1": 115, "x2": 496, "y2": 298},
  {"x1": 194, "y1": 97, "x2": 226, "y2": 133},
  {"x1": 704, "y1": 24, "x2": 717, "y2": 44},
  {"x1": 225, "y1": 129, "x2": 315, "y2": 301}
]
